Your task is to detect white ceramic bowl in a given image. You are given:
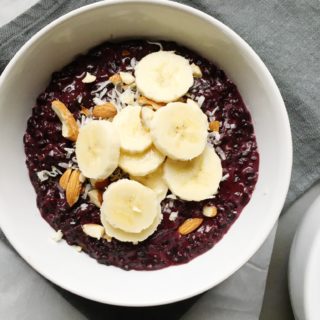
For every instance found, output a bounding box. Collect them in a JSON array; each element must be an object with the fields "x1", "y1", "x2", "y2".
[
  {"x1": 0, "y1": 0, "x2": 292, "y2": 306},
  {"x1": 289, "y1": 196, "x2": 320, "y2": 320}
]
